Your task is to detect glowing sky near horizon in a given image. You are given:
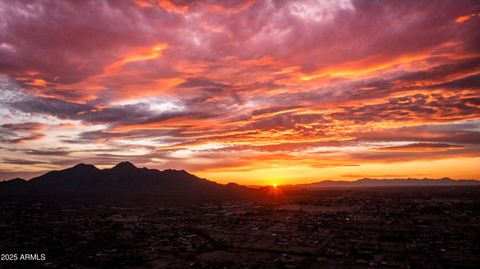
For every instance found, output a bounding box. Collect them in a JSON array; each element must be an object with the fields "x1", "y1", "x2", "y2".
[{"x1": 0, "y1": 0, "x2": 479, "y2": 185}]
